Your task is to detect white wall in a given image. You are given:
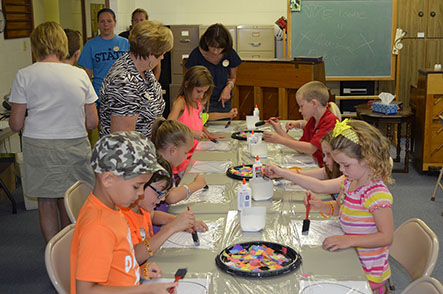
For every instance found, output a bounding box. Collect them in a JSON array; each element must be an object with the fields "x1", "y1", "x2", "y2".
[
  {"x1": 0, "y1": 0, "x2": 33, "y2": 98},
  {"x1": 111, "y1": 0, "x2": 285, "y2": 30}
]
